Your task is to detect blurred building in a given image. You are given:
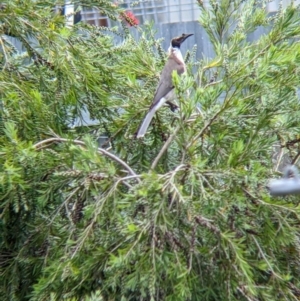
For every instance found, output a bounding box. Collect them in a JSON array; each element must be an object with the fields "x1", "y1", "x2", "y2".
[
  {"x1": 79, "y1": 0, "x2": 300, "y2": 27},
  {"x1": 81, "y1": 0, "x2": 200, "y2": 27}
]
